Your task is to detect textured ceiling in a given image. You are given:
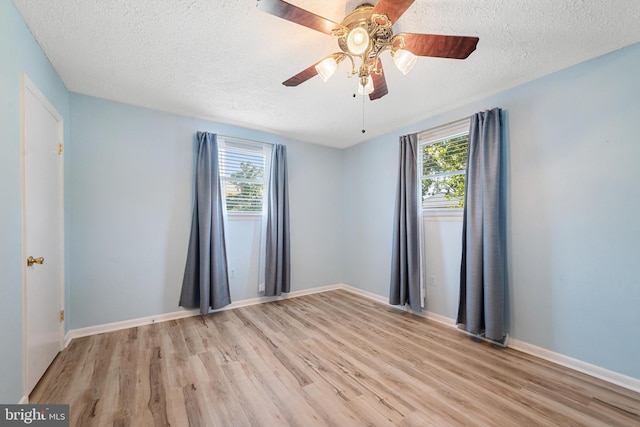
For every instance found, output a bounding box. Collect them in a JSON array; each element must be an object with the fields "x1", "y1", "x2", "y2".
[{"x1": 12, "y1": 0, "x2": 640, "y2": 148}]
